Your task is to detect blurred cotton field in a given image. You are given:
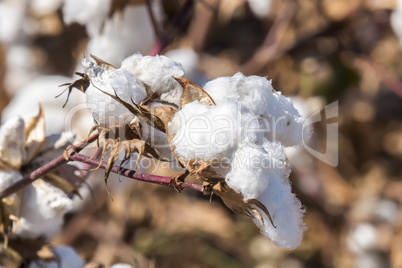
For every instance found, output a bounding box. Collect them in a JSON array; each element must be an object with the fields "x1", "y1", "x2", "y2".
[{"x1": 0, "y1": 0, "x2": 402, "y2": 268}]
